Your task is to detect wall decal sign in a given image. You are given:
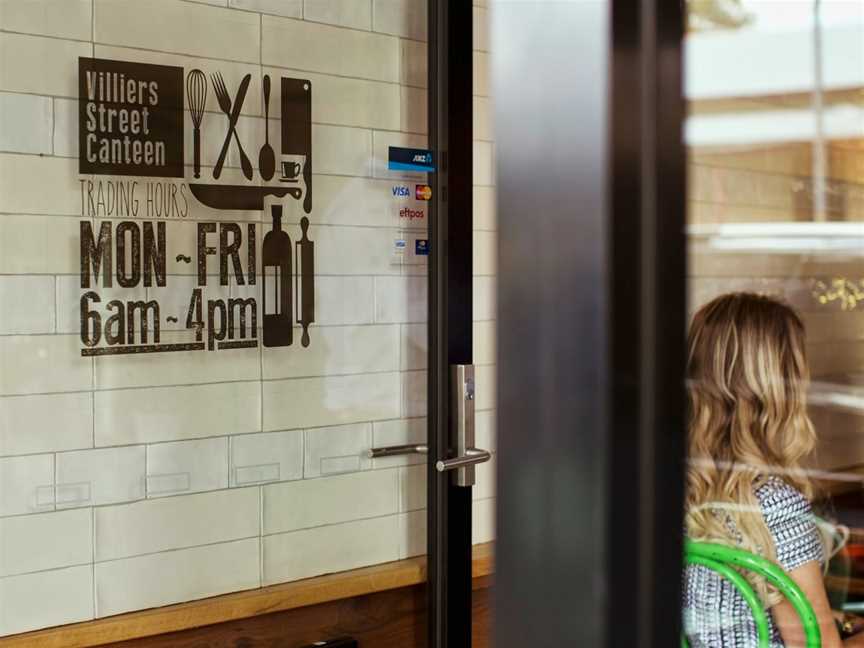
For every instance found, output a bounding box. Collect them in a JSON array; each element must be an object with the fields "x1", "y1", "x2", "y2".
[
  {"x1": 388, "y1": 146, "x2": 435, "y2": 172},
  {"x1": 415, "y1": 184, "x2": 432, "y2": 201},
  {"x1": 80, "y1": 58, "x2": 184, "y2": 177},
  {"x1": 77, "y1": 57, "x2": 316, "y2": 357}
]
